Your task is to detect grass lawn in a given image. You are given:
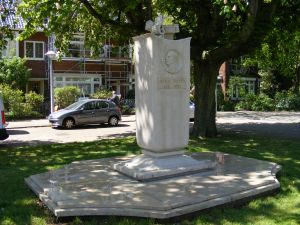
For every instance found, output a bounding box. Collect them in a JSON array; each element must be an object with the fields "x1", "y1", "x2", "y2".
[{"x1": 0, "y1": 133, "x2": 299, "y2": 225}]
